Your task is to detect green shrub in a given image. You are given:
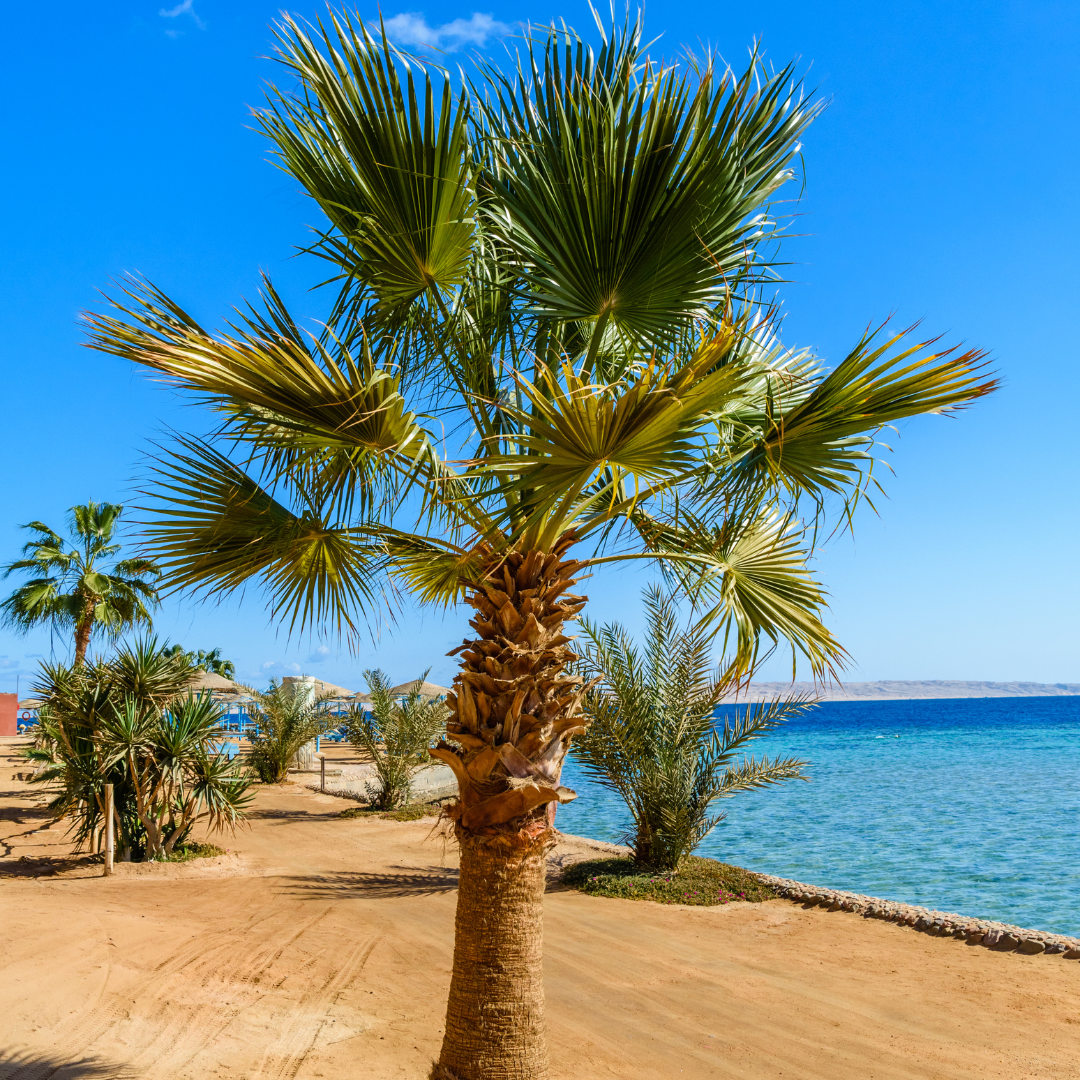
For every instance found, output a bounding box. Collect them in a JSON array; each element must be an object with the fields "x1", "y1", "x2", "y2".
[
  {"x1": 28, "y1": 641, "x2": 253, "y2": 861},
  {"x1": 245, "y1": 680, "x2": 340, "y2": 784},
  {"x1": 561, "y1": 855, "x2": 777, "y2": 906},
  {"x1": 165, "y1": 841, "x2": 227, "y2": 862},
  {"x1": 339, "y1": 803, "x2": 440, "y2": 821}
]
